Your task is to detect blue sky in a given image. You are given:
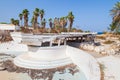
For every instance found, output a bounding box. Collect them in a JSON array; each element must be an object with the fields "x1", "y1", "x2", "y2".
[{"x1": 0, "y1": 0, "x2": 119, "y2": 32}]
